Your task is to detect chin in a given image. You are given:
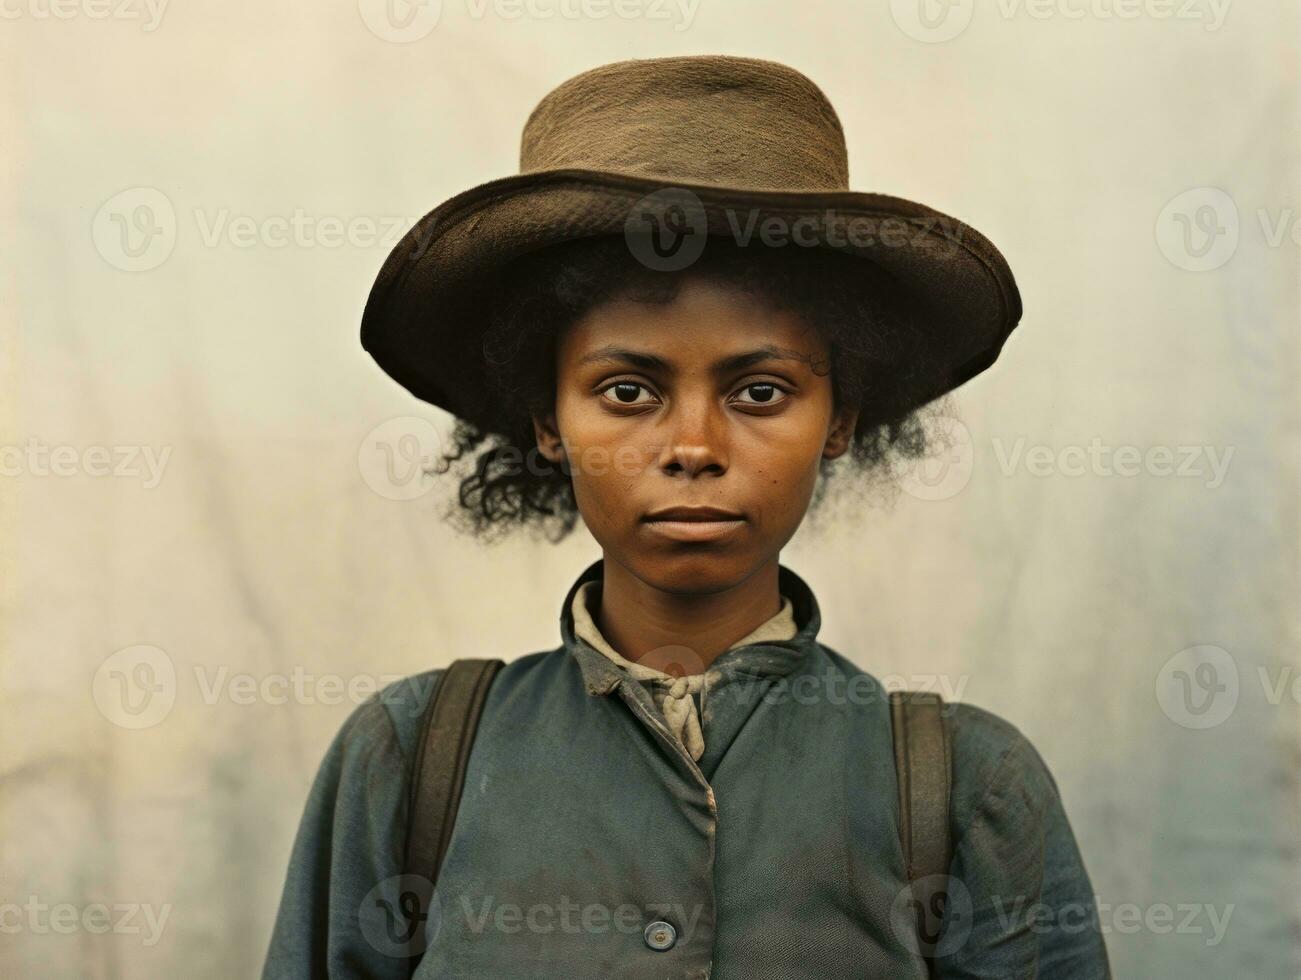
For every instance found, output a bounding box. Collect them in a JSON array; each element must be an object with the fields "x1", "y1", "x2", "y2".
[{"x1": 623, "y1": 548, "x2": 761, "y2": 596}]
